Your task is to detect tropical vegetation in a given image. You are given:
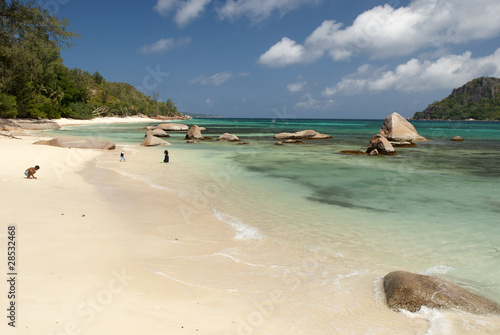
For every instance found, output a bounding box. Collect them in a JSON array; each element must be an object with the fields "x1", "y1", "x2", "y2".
[
  {"x1": 412, "y1": 77, "x2": 500, "y2": 120},
  {"x1": 0, "y1": 0, "x2": 181, "y2": 119}
]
